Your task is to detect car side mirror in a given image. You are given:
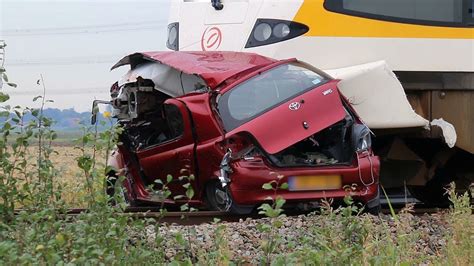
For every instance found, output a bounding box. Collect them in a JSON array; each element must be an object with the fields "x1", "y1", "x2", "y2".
[{"x1": 91, "y1": 100, "x2": 112, "y2": 125}]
